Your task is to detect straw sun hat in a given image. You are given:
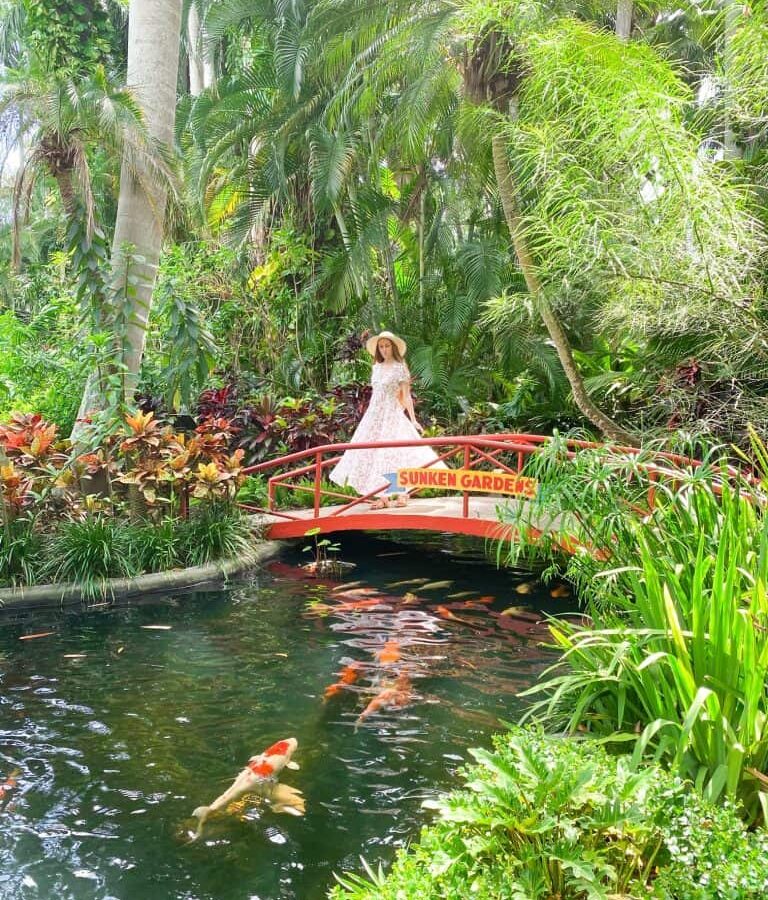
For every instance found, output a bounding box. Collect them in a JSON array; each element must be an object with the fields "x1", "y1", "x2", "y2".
[{"x1": 365, "y1": 330, "x2": 407, "y2": 357}]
